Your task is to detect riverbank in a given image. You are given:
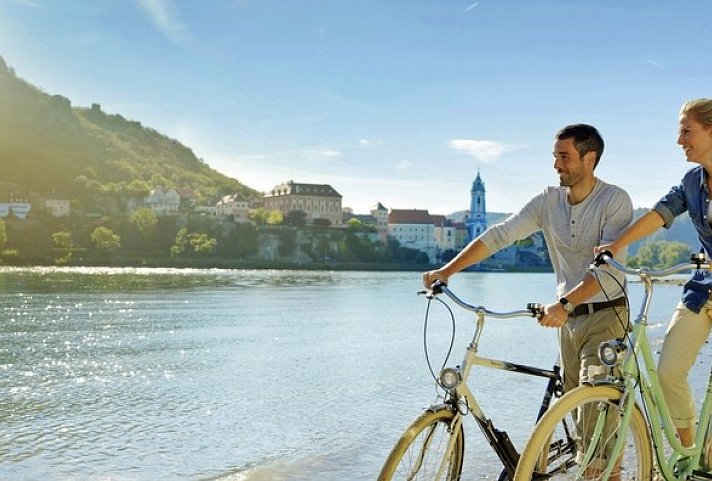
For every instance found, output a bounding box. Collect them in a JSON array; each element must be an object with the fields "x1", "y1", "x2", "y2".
[{"x1": 0, "y1": 254, "x2": 554, "y2": 273}]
